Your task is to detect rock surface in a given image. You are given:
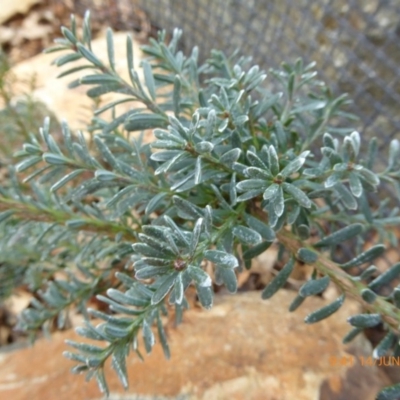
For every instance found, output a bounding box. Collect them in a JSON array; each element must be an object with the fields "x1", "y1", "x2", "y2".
[
  {"x1": 0, "y1": 290, "x2": 391, "y2": 400},
  {"x1": 7, "y1": 31, "x2": 143, "y2": 133},
  {"x1": 0, "y1": 0, "x2": 42, "y2": 25}
]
